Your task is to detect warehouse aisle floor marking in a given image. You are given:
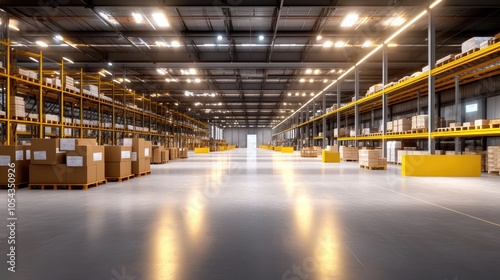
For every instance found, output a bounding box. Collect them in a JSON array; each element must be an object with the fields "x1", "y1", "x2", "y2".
[{"x1": 375, "y1": 186, "x2": 500, "y2": 227}]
